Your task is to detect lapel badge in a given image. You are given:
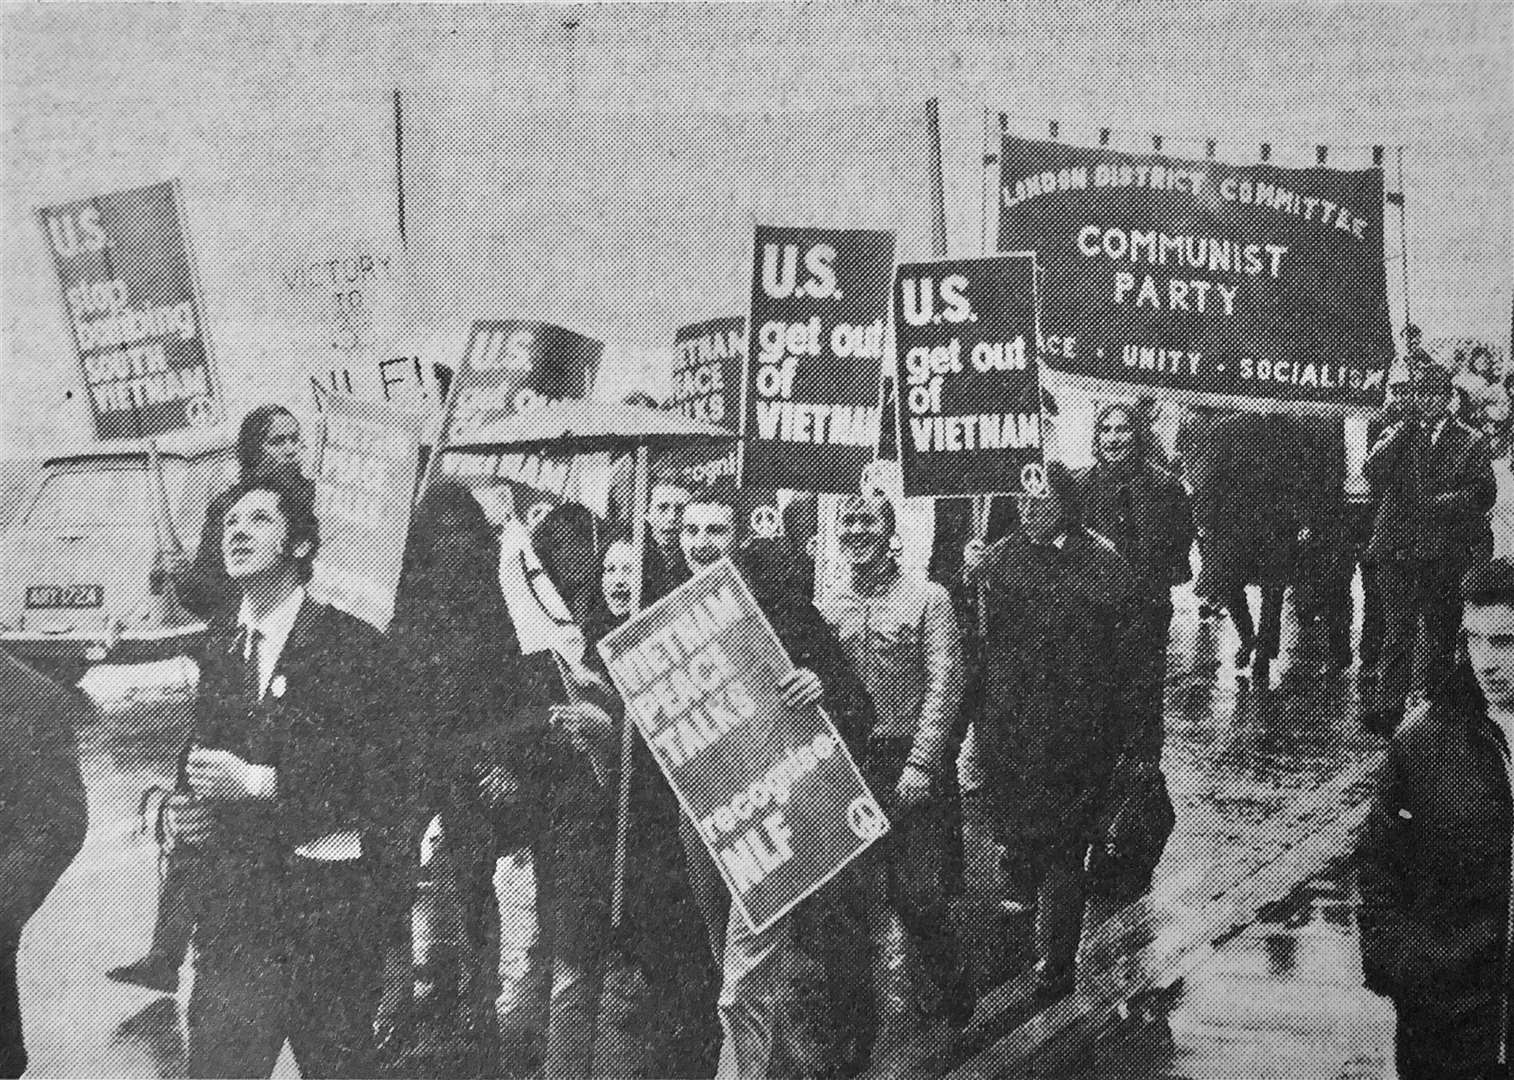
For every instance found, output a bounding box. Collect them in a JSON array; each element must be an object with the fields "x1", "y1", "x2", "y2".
[{"x1": 270, "y1": 673, "x2": 287, "y2": 699}]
